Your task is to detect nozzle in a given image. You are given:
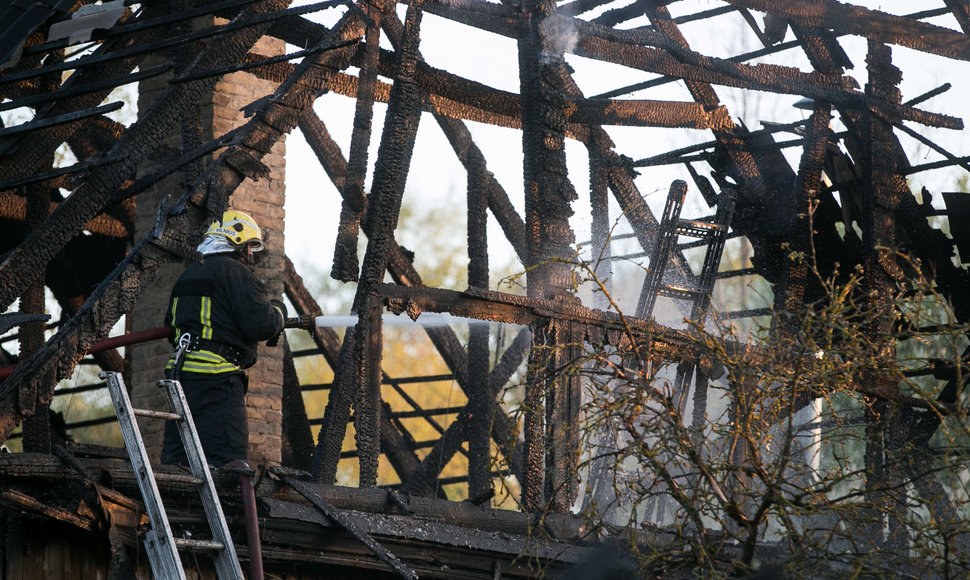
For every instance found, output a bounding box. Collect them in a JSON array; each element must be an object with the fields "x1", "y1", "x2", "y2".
[{"x1": 284, "y1": 315, "x2": 316, "y2": 330}]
